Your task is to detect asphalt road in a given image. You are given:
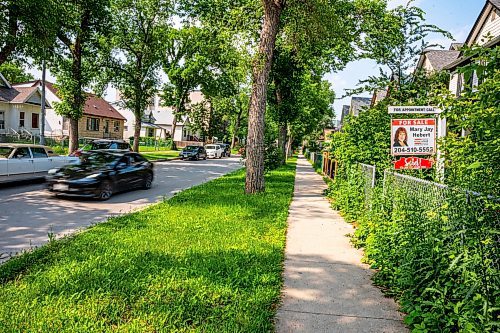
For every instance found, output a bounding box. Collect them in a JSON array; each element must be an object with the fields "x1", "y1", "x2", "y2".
[{"x1": 0, "y1": 157, "x2": 242, "y2": 262}]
